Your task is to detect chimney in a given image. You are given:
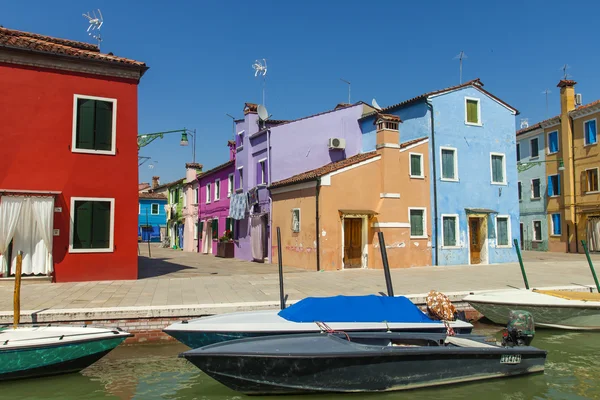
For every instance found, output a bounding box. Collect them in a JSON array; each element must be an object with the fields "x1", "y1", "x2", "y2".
[
  {"x1": 243, "y1": 102, "x2": 260, "y2": 136},
  {"x1": 374, "y1": 113, "x2": 402, "y2": 197},
  {"x1": 227, "y1": 140, "x2": 236, "y2": 161},
  {"x1": 244, "y1": 102, "x2": 258, "y2": 115},
  {"x1": 152, "y1": 176, "x2": 160, "y2": 189},
  {"x1": 185, "y1": 163, "x2": 203, "y2": 182},
  {"x1": 558, "y1": 79, "x2": 577, "y2": 116}
]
